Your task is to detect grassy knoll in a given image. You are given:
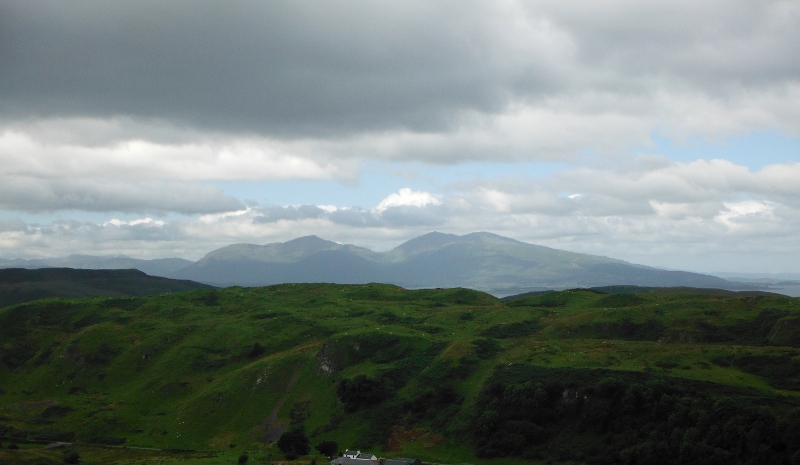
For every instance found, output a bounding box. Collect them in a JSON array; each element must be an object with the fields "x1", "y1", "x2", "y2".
[{"x1": 2, "y1": 284, "x2": 800, "y2": 464}]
